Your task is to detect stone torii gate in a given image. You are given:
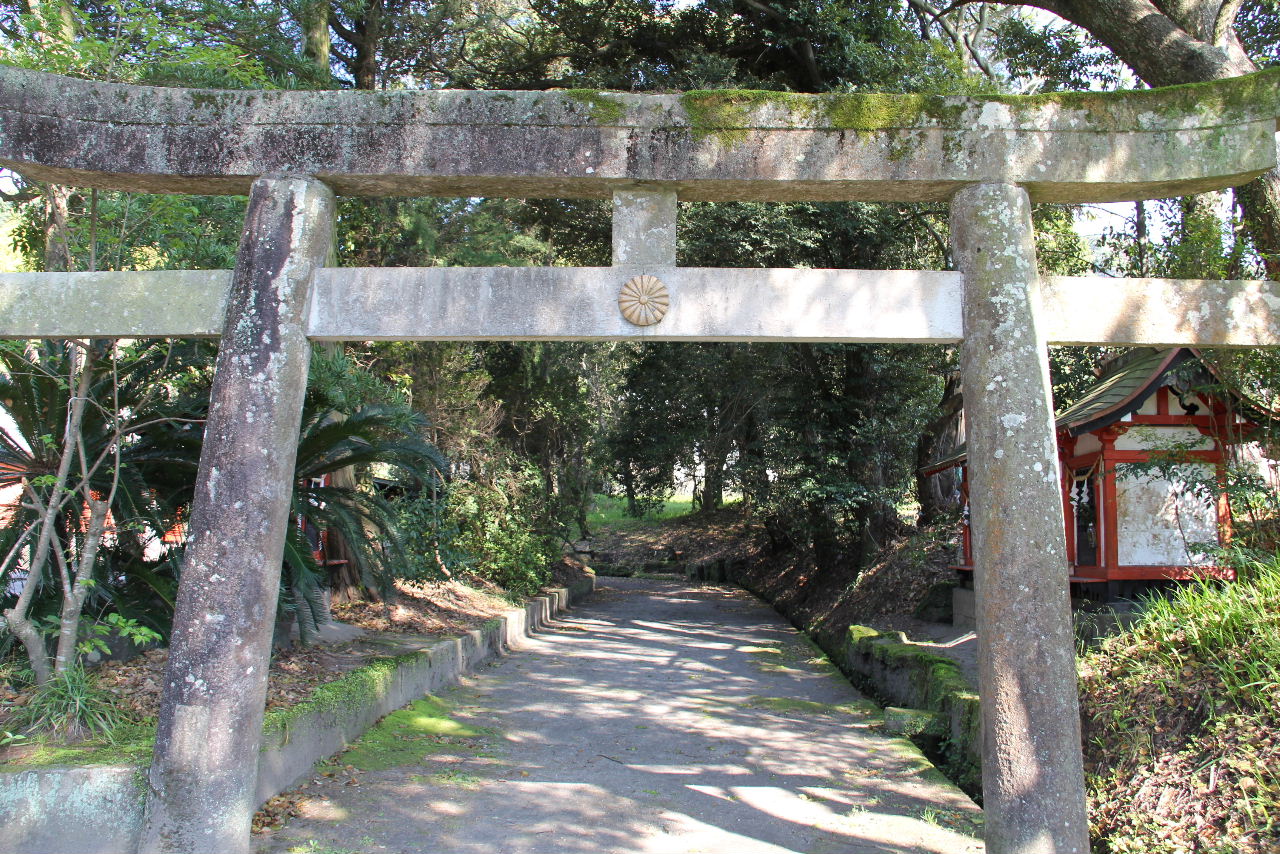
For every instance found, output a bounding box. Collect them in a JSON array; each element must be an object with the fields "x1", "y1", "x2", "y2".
[{"x1": 3, "y1": 65, "x2": 1280, "y2": 854}]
